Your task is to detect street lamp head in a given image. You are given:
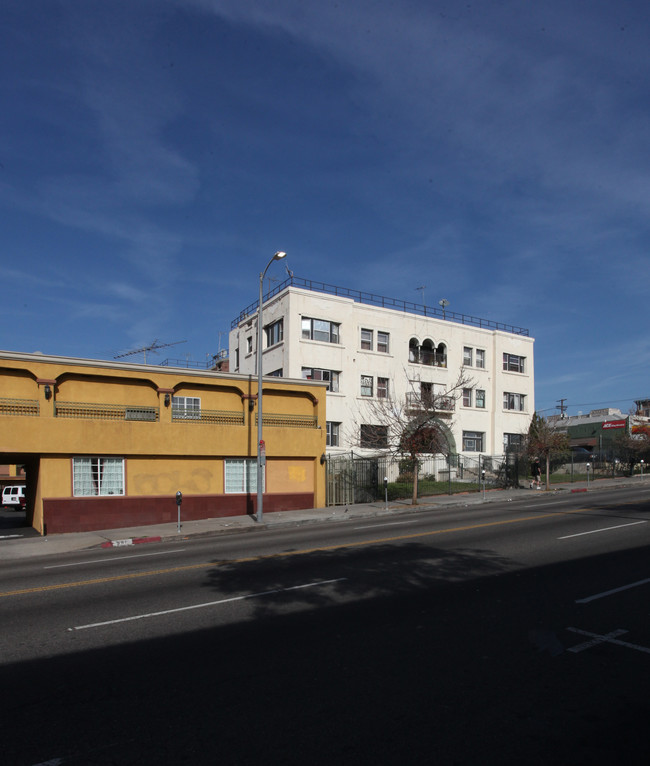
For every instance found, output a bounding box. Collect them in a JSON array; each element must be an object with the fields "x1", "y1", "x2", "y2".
[{"x1": 274, "y1": 251, "x2": 287, "y2": 260}]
